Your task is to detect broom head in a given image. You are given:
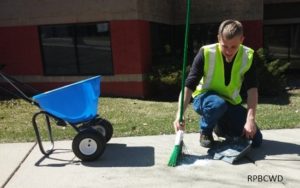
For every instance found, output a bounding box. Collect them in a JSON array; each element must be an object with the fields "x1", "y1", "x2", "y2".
[{"x1": 168, "y1": 130, "x2": 184, "y2": 167}]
